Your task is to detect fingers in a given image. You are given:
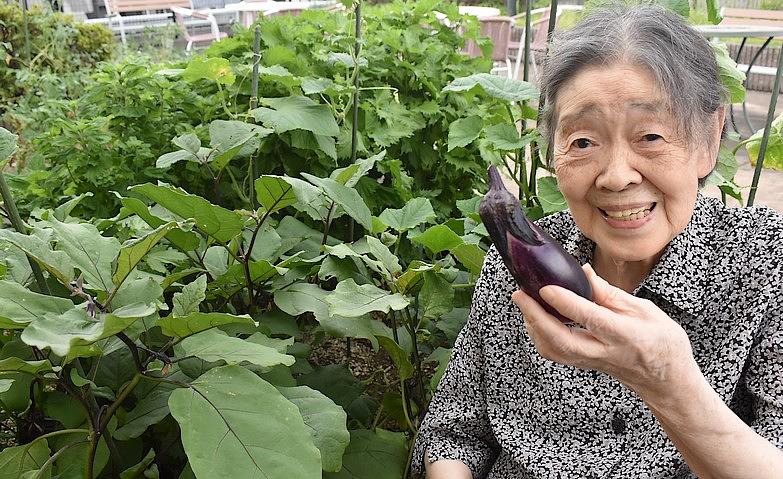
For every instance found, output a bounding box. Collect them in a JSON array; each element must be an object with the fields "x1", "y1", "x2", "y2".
[
  {"x1": 582, "y1": 263, "x2": 639, "y2": 316},
  {"x1": 512, "y1": 290, "x2": 606, "y2": 365},
  {"x1": 538, "y1": 284, "x2": 622, "y2": 342}
]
